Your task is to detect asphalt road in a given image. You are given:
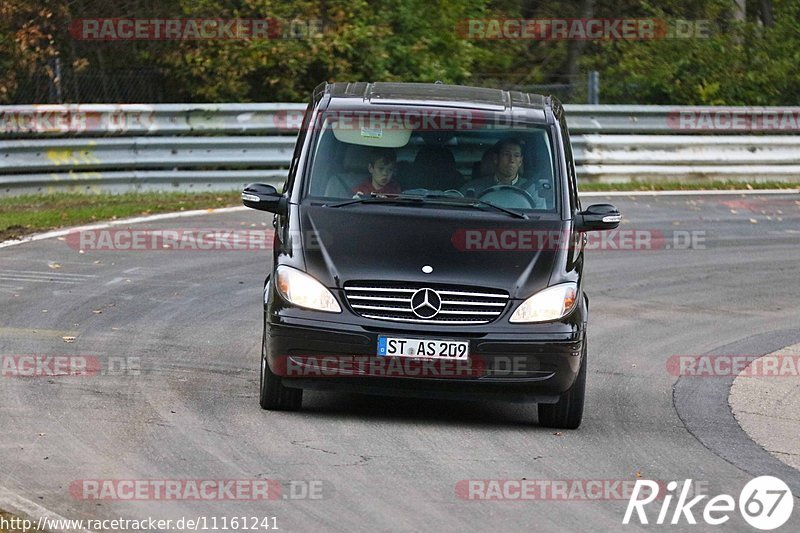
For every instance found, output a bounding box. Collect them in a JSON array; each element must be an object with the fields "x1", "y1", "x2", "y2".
[{"x1": 1, "y1": 192, "x2": 799, "y2": 532}]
